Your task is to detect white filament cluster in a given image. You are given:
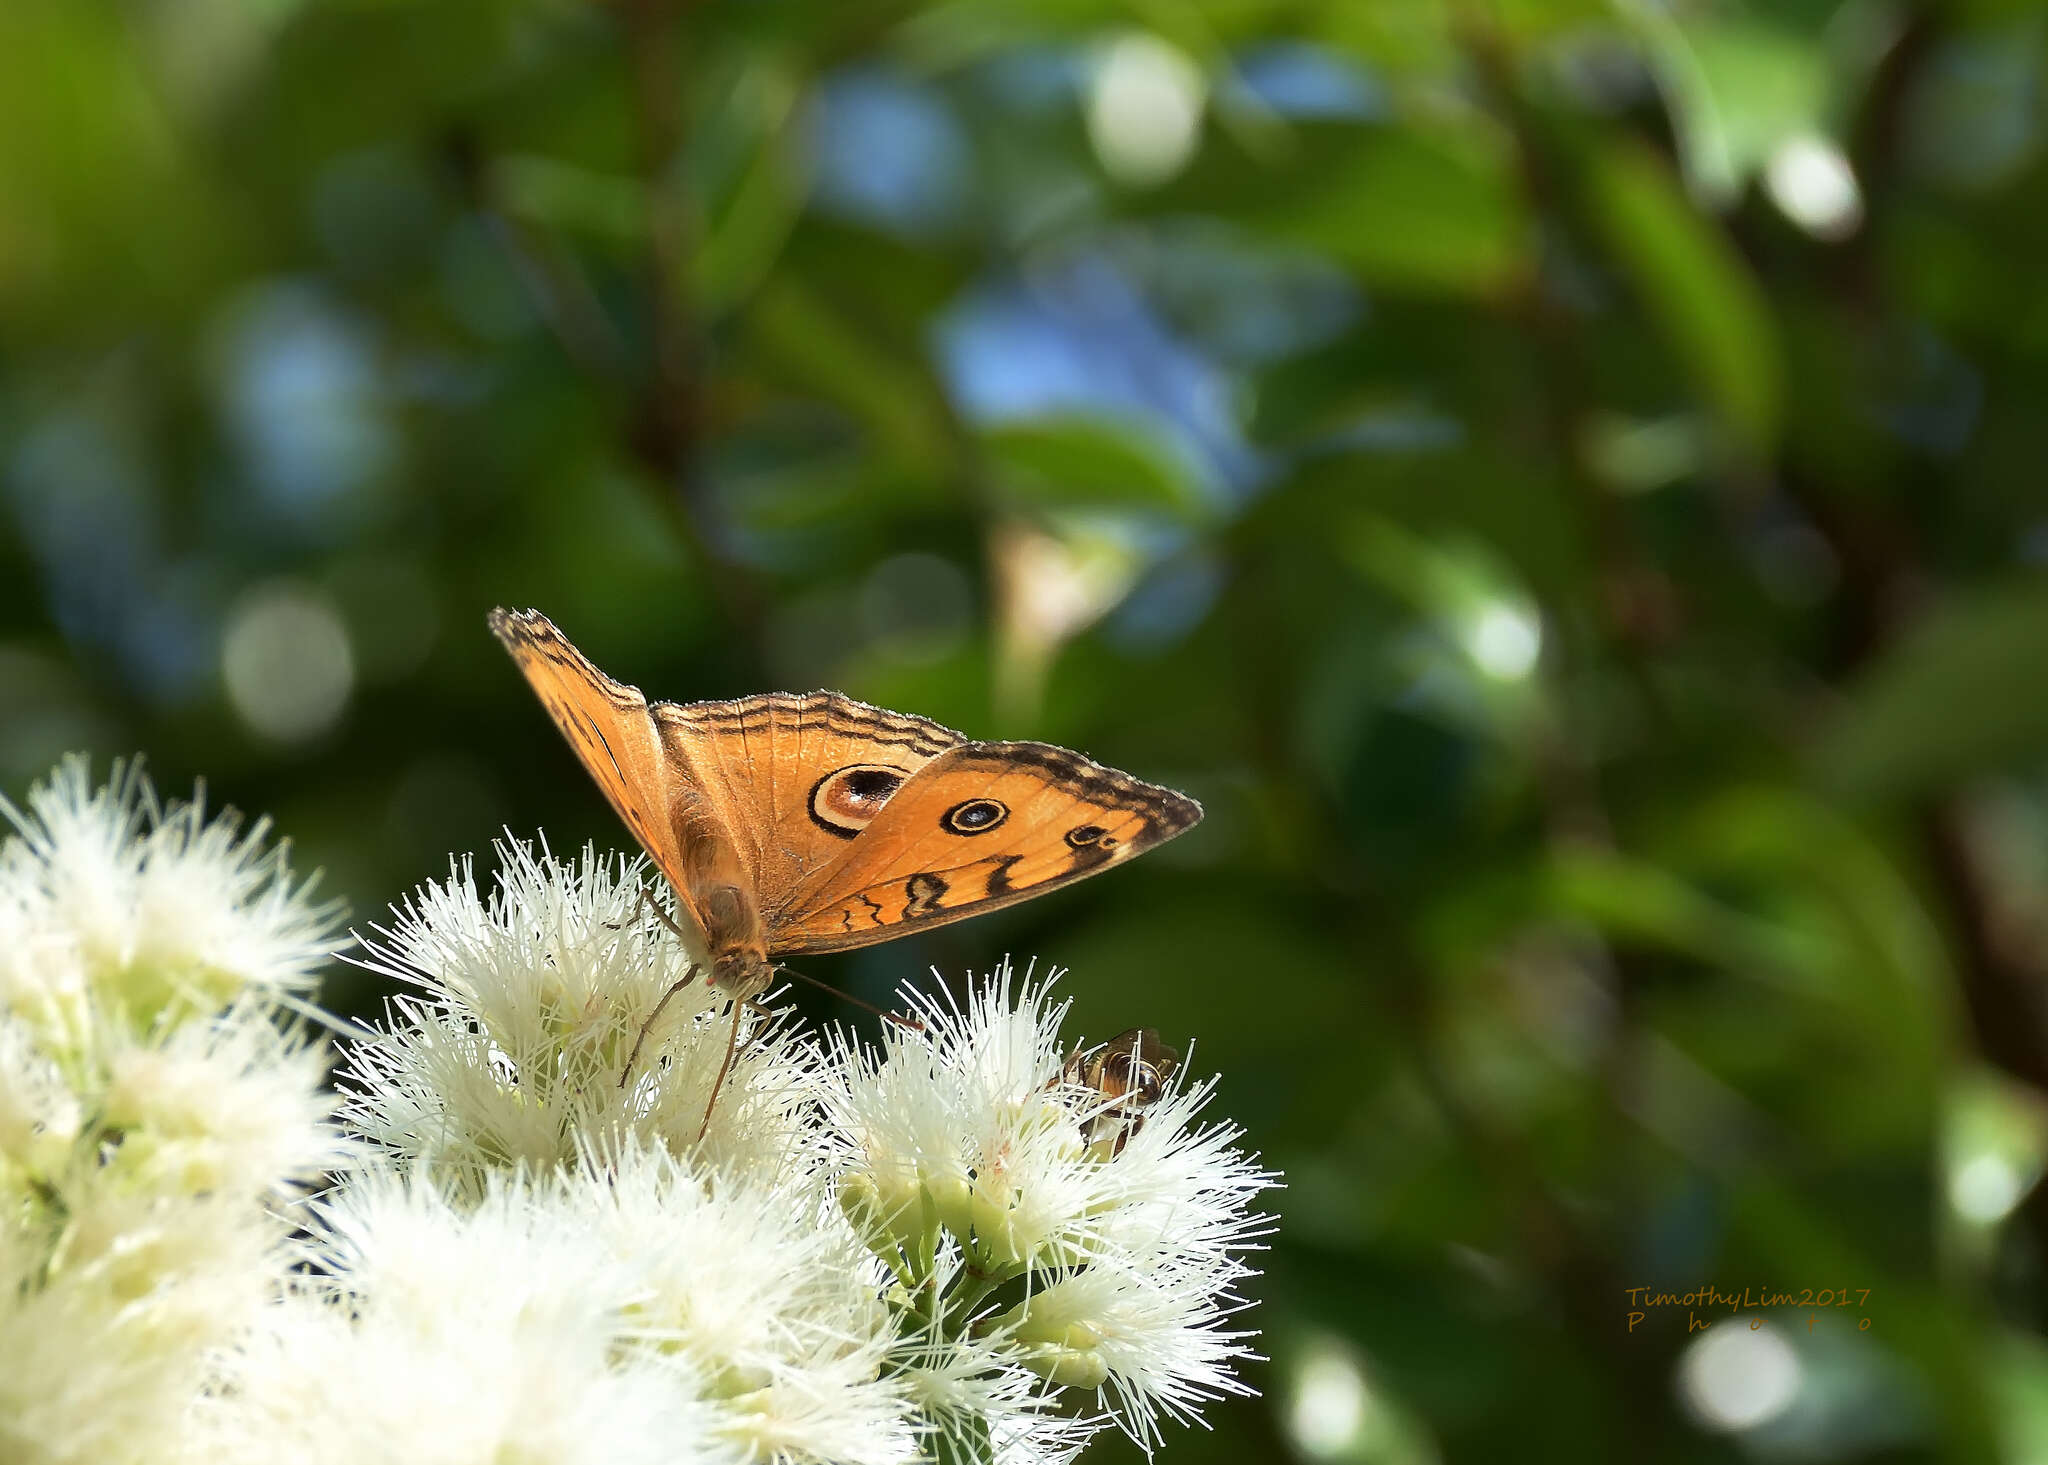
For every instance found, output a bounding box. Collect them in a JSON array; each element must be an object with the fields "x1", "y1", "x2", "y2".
[
  {"x1": 0, "y1": 757, "x2": 344, "y2": 1465},
  {"x1": 0, "y1": 757, "x2": 1274, "y2": 1465}
]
